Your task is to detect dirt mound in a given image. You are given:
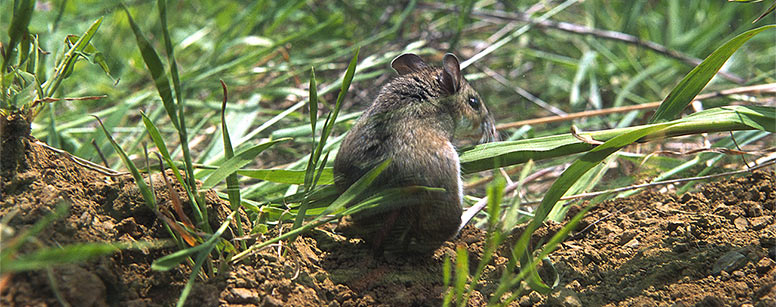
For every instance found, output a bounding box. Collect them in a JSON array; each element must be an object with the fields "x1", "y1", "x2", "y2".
[
  {"x1": 2, "y1": 139, "x2": 775, "y2": 306},
  {"x1": 552, "y1": 171, "x2": 776, "y2": 306}
]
